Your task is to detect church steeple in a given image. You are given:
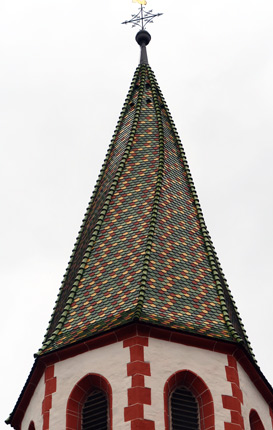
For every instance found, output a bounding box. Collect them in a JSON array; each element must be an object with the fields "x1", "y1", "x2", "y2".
[
  {"x1": 37, "y1": 34, "x2": 252, "y2": 358},
  {"x1": 7, "y1": 8, "x2": 273, "y2": 430}
]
